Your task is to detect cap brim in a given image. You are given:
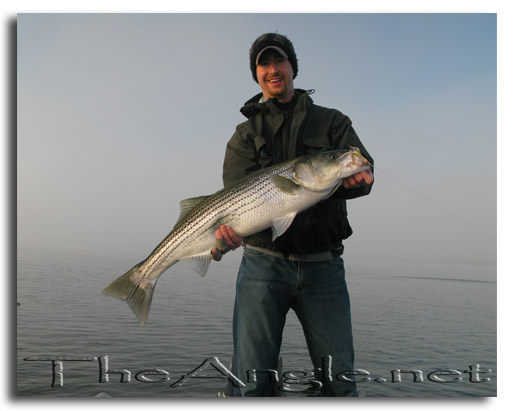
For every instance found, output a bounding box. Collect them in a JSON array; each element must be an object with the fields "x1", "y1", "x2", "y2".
[{"x1": 255, "y1": 46, "x2": 288, "y2": 64}]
